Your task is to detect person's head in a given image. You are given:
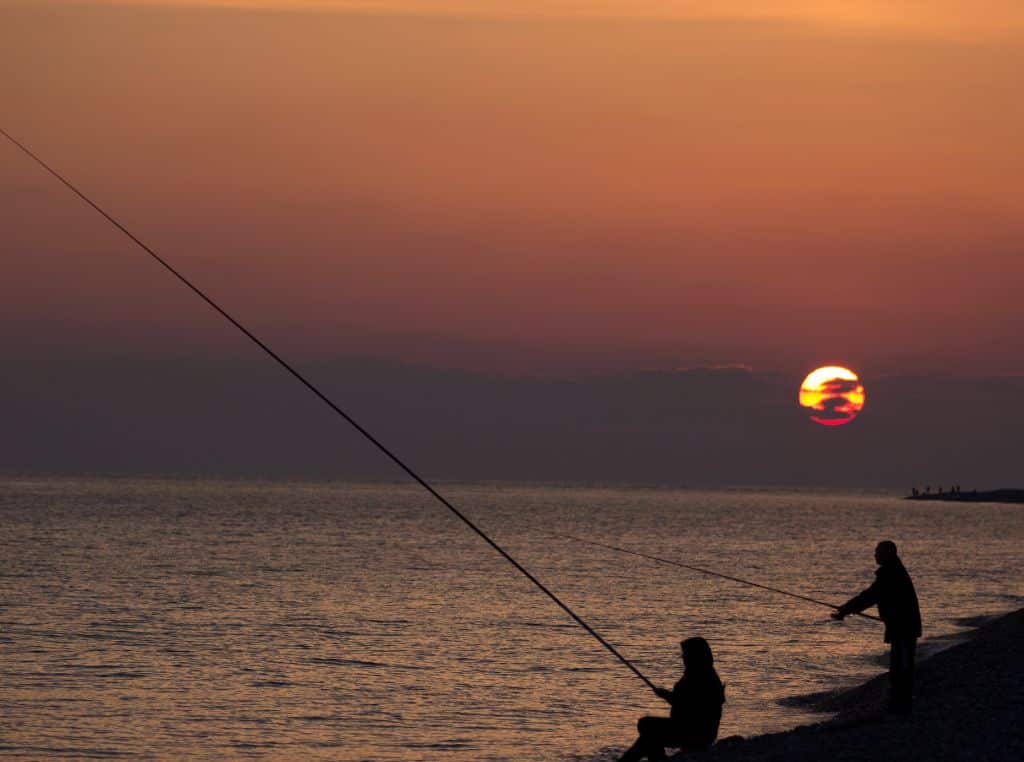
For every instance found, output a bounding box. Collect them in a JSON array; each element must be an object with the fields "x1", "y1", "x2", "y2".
[
  {"x1": 875, "y1": 540, "x2": 898, "y2": 564},
  {"x1": 680, "y1": 636, "x2": 714, "y2": 671}
]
